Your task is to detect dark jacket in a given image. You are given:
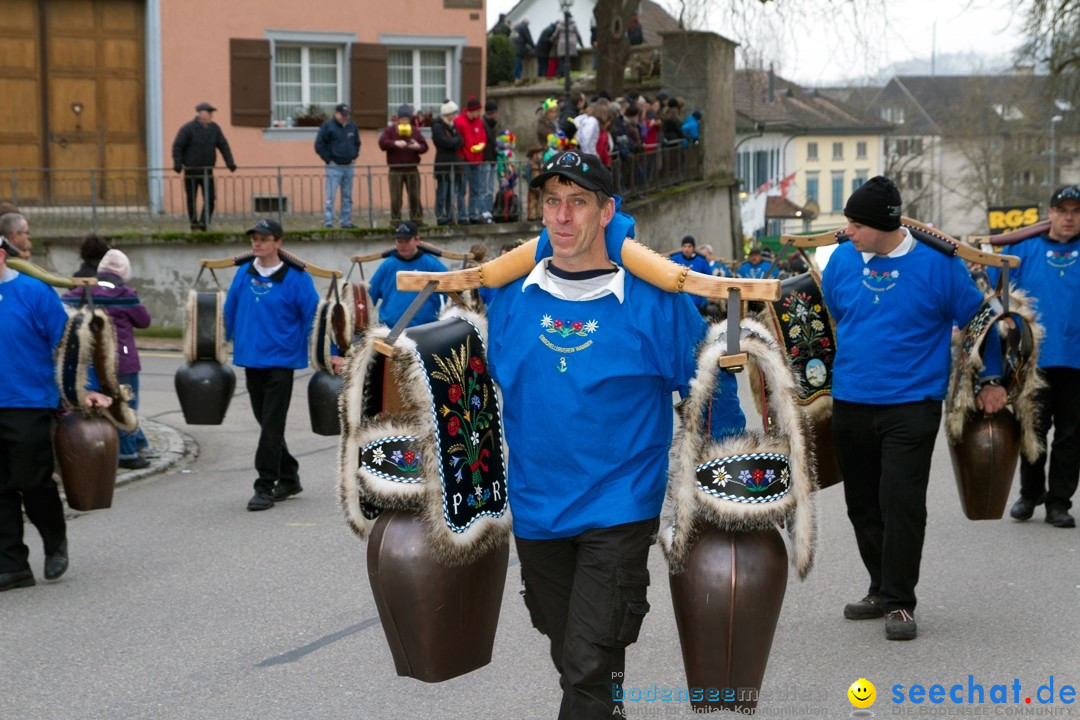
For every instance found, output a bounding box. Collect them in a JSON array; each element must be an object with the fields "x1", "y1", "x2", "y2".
[
  {"x1": 536, "y1": 22, "x2": 557, "y2": 59},
  {"x1": 512, "y1": 22, "x2": 535, "y2": 55},
  {"x1": 314, "y1": 118, "x2": 361, "y2": 165},
  {"x1": 377, "y1": 120, "x2": 429, "y2": 168},
  {"x1": 61, "y1": 274, "x2": 151, "y2": 375},
  {"x1": 171, "y1": 117, "x2": 235, "y2": 173},
  {"x1": 482, "y1": 115, "x2": 499, "y2": 162},
  {"x1": 432, "y1": 117, "x2": 464, "y2": 170}
]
